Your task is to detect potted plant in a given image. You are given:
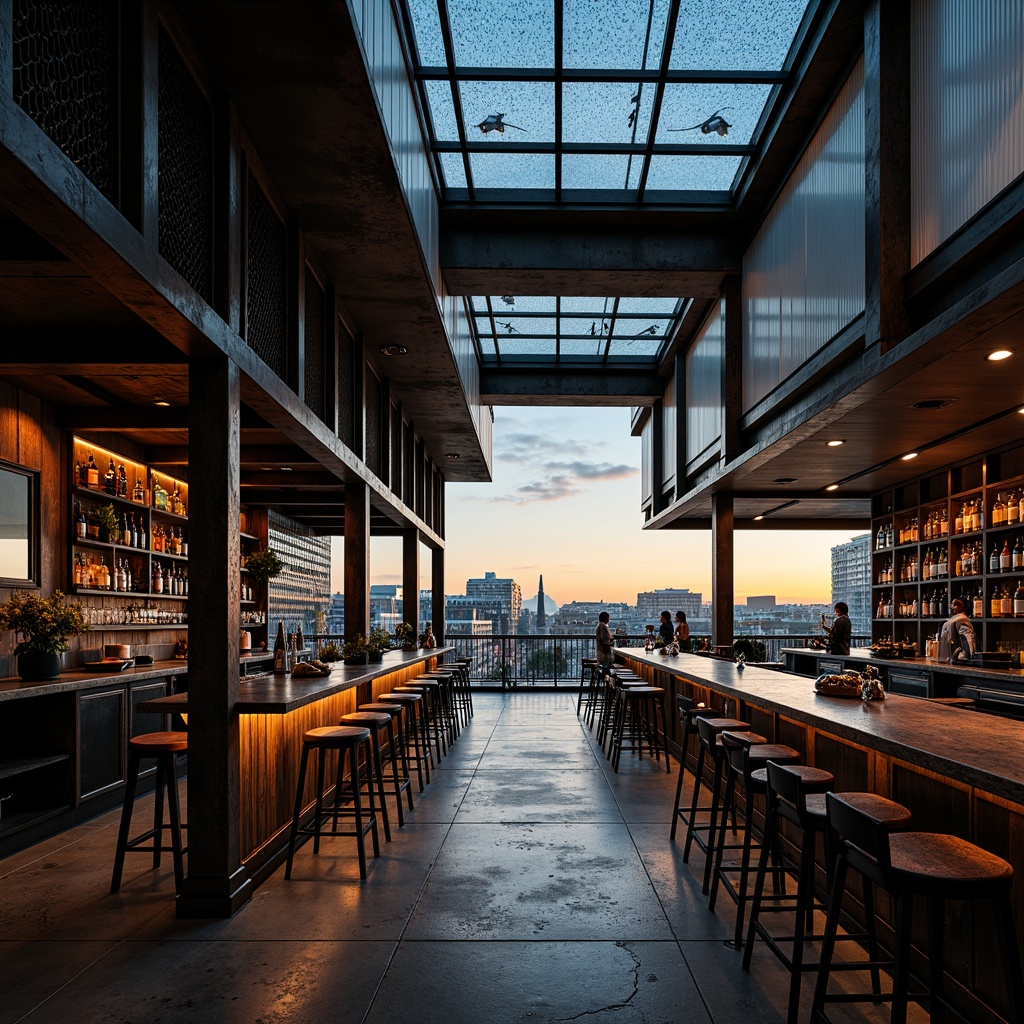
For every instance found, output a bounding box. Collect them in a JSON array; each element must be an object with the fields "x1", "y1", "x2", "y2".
[
  {"x1": 367, "y1": 627, "x2": 391, "y2": 663},
  {"x1": 395, "y1": 622, "x2": 416, "y2": 651},
  {"x1": 96, "y1": 503, "x2": 119, "y2": 544},
  {"x1": 319, "y1": 641, "x2": 341, "y2": 663},
  {"x1": 0, "y1": 590, "x2": 89, "y2": 681},
  {"x1": 244, "y1": 545, "x2": 284, "y2": 585},
  {"x1": 341, "y1": 634, "x2": 369, "y2": 665}
]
